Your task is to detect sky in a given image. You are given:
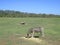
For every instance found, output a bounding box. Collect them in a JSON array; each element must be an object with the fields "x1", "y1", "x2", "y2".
[{"x1": 0, "y1": 0, "x2": 60, "y2": 15}]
